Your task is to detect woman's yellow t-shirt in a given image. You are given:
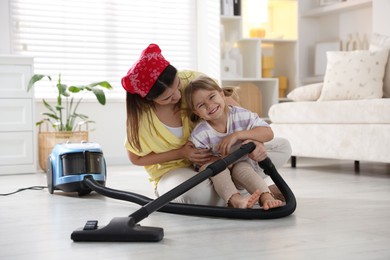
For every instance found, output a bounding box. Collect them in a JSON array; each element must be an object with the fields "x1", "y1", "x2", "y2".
[{"x1": 124, "y1": 70, "x2": 205, "y2": 187}]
